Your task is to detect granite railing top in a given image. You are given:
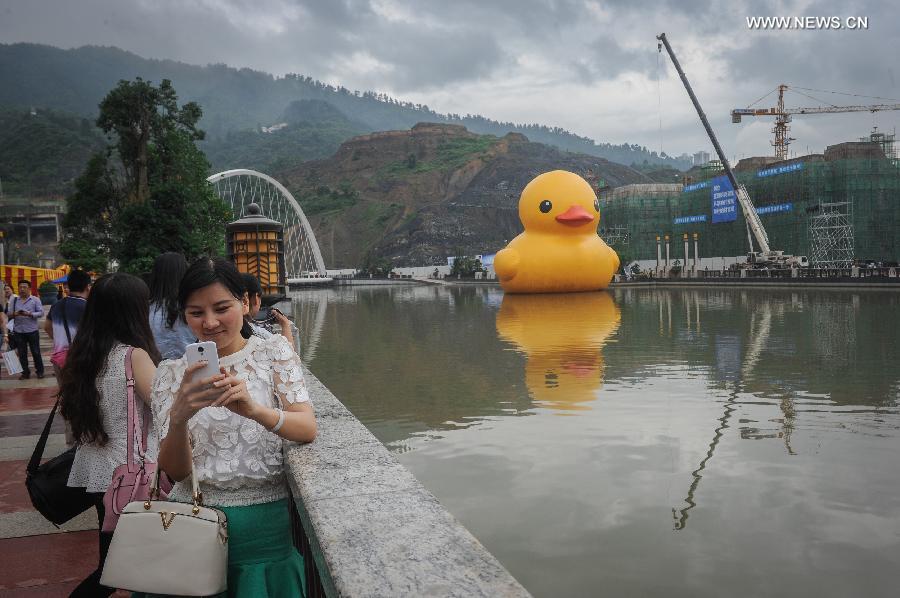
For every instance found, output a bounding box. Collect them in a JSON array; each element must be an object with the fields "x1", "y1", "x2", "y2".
[{"x1": 284, "y1": 370, "x2": 531, "y2": 598}]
